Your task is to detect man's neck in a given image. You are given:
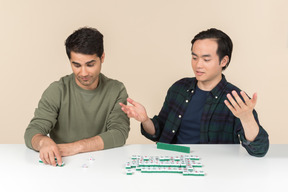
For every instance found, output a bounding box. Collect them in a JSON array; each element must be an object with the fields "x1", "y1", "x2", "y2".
[{"x1": 197, "y1": 75, "x2": 222, "y2": 91}]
